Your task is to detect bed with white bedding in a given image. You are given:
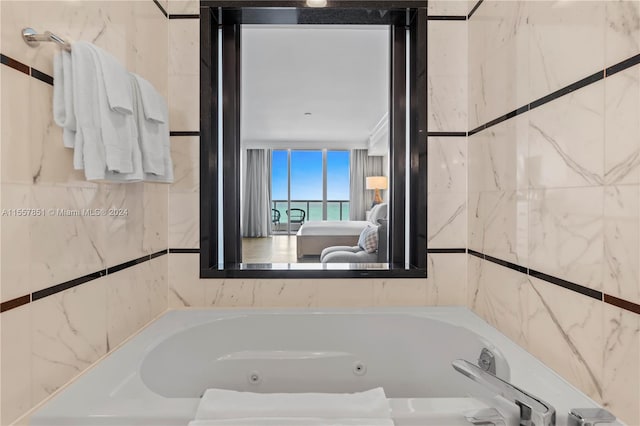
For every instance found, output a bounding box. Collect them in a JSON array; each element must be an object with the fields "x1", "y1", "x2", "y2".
[{"x1": 296, "y1": 203, "x2": 387, "y2": 258}]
